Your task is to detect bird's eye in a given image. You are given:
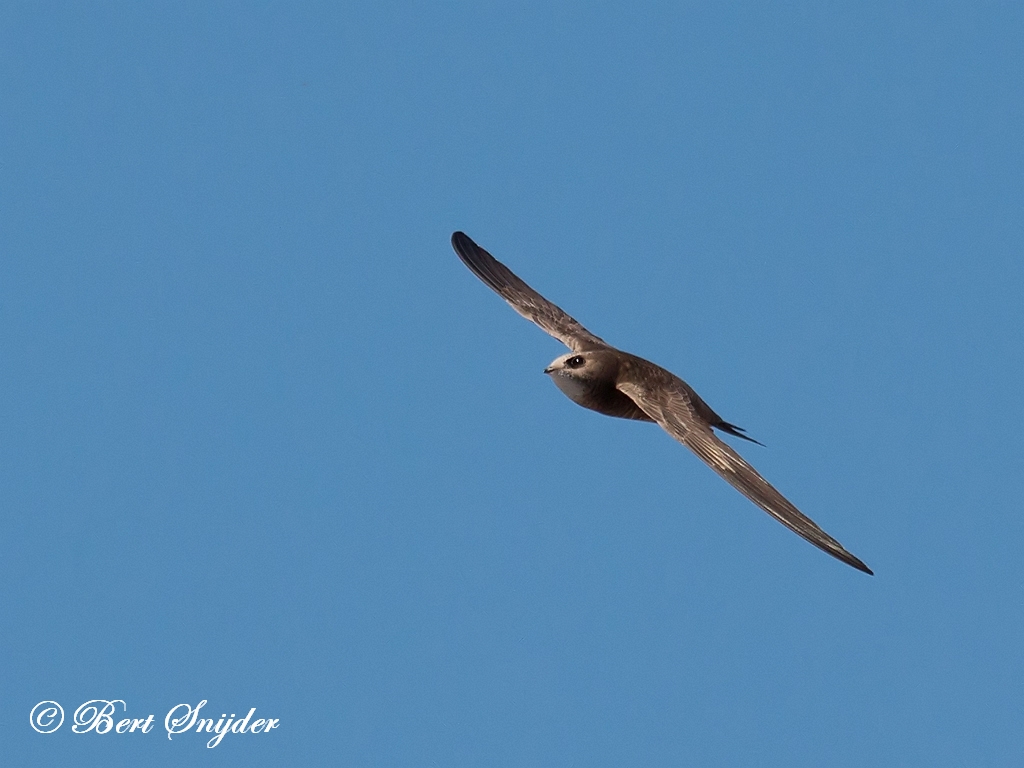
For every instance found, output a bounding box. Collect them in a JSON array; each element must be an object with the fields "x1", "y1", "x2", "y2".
[{"x1": 566, "y1": 355, "x2": 585, "y2": 368}]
